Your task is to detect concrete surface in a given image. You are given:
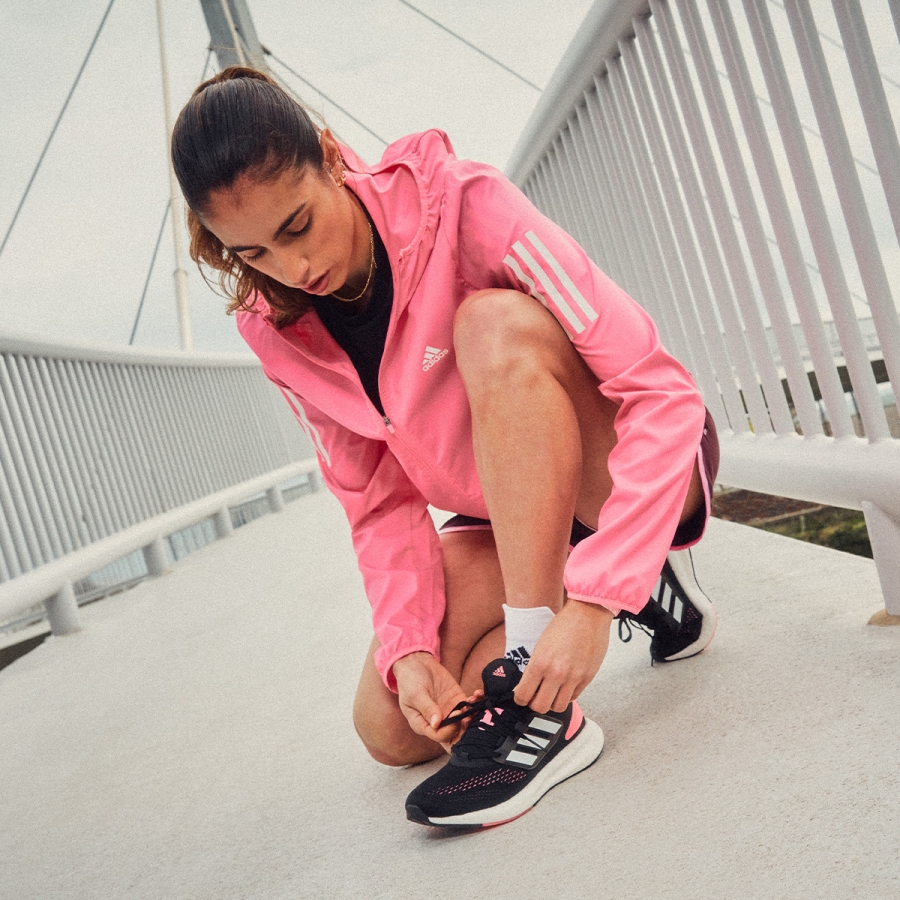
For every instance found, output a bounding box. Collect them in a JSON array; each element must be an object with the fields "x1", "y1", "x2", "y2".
[{"x1": 1, "y1": 488, "x2": 897, "y2": 899}]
